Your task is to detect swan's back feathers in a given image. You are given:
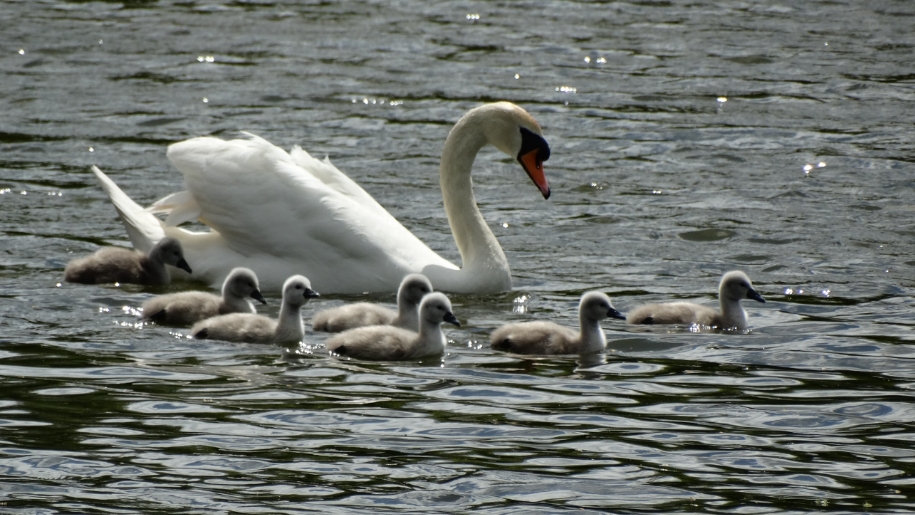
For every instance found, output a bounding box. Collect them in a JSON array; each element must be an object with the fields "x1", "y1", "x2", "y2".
[
  {"x1": 91, "y1": 166, "x2": 164, "y2": 254},
  {"x1": 288, "y1": 146, "x2": 392, "y2": 221},
  {"x1": 626, "y1": 302, "x2": 720, "y2": 326},
  {"x1": 326, "y1": 326, "x2": 417, "y2": 361},
  {"x1": 149, "y1": 190, "x2": 201, "y2": 227},
  {"x1": 142, "y1": 291, "x2": 224, "y2": 326},
  {"x1": 313, "y1": 303, "x2": 396, "y2": 332},
  {"x1": 166, "y1": 133, "x2": 452, "y2": 292},
  {"x1": 490, "y1": 321, "x2": 580, "y2": 355},
  {"x1": 191, "y1": 313, "x2": 277, "y2": 344},
  {"x1": 65, "y1": 247, "x2": 147, "y2": 284}
]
